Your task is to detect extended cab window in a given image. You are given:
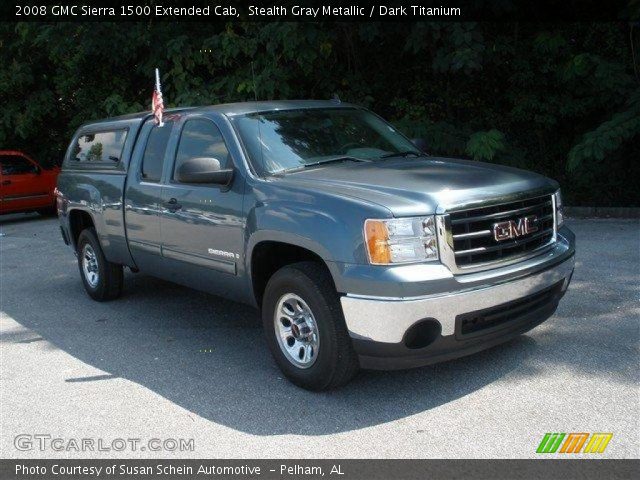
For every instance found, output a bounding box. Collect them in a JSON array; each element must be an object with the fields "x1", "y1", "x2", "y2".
[
  {"x1": 0, "y1": 155, "x2": 38, "y2": 175},
  {"x1": 173, "y1": 119, "x2": 230, "y2": 180},
  {"x1": 141, "y1": 121, "x2": 174, "y2": 182},
  {"x1": 72, "y1": 130, "x2": 127, "y2": 164}
]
